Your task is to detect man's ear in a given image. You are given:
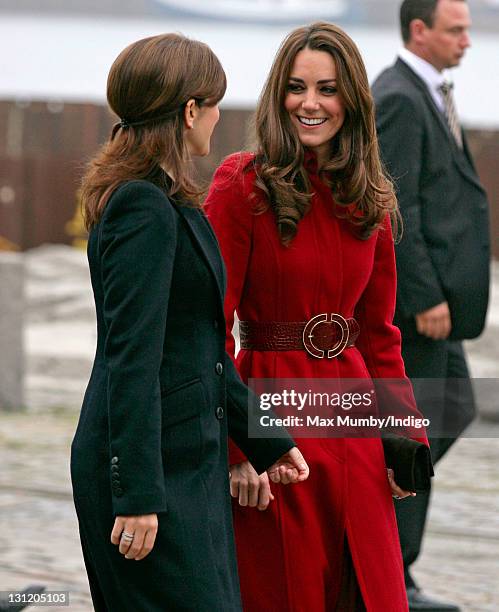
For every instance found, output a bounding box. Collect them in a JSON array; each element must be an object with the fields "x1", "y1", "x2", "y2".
[
  {"x1": 410, "y1": 18, "x2": 427, "y2": 44},
  {"x1": 183, "y1": 99, "x2": 197, "y2": 129}
]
